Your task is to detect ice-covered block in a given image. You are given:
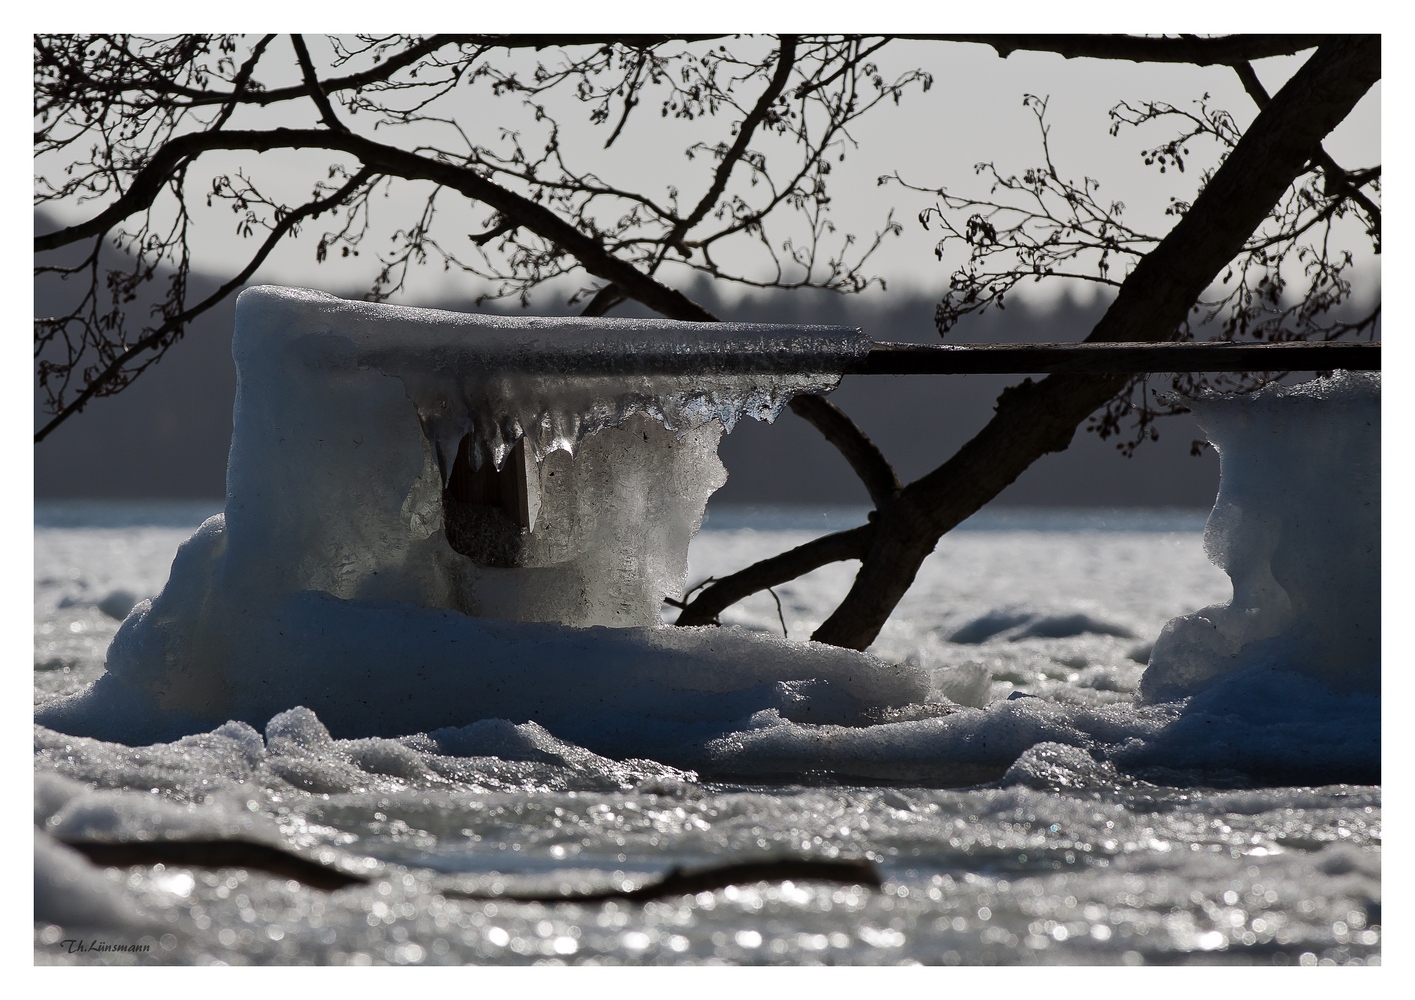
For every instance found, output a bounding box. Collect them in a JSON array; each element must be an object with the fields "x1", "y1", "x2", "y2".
[
  {"x1": 1141, "y1": 371, "x2": 1380, "y2": 701},
  {"x1": 225, "y1": 285, "x2": 868, "y2": 627},
  {"x1": 35, "y1": 286, "x2": 927, "y2": 744}
]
